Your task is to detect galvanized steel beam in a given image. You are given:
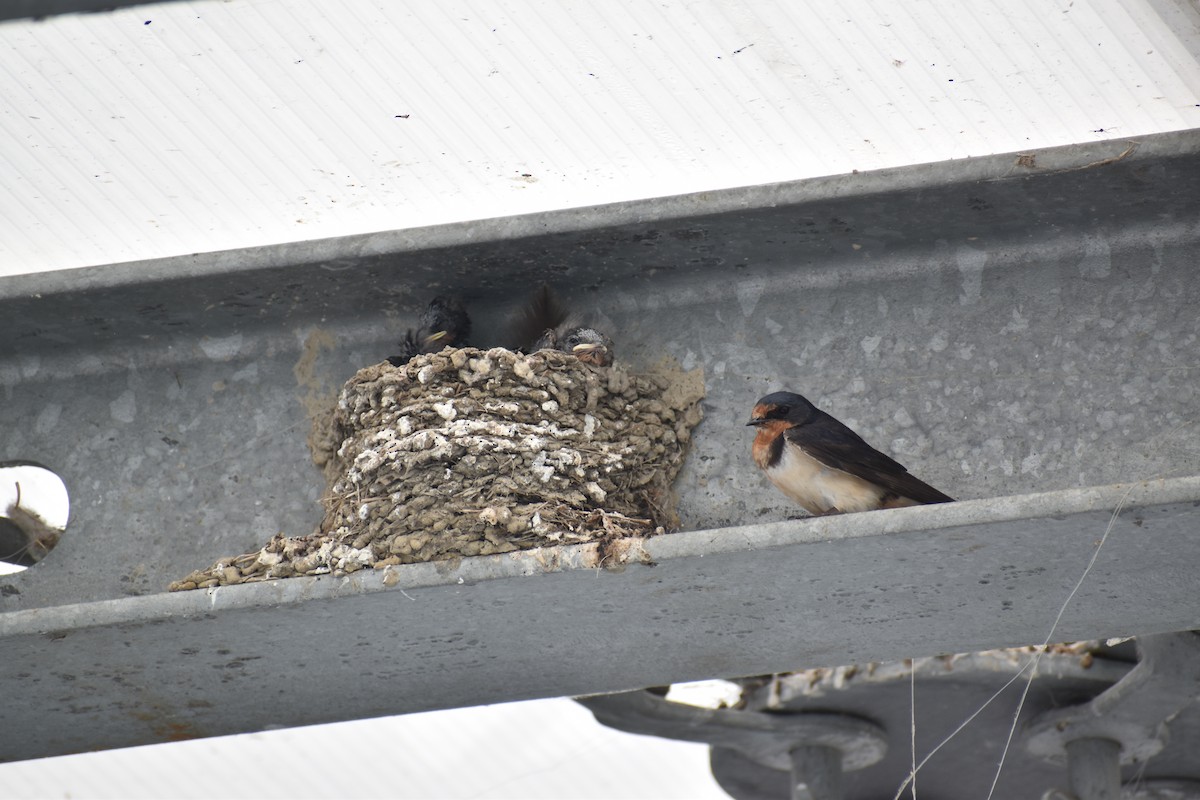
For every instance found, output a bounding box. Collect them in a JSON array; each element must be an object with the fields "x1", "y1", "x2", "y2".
[
  {"x1": 1, "y1": 479, "x2": 1198, "y2": 762},
  {"x1": 1, "y1": 132, "x2": 1198, "y2": 766}
]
